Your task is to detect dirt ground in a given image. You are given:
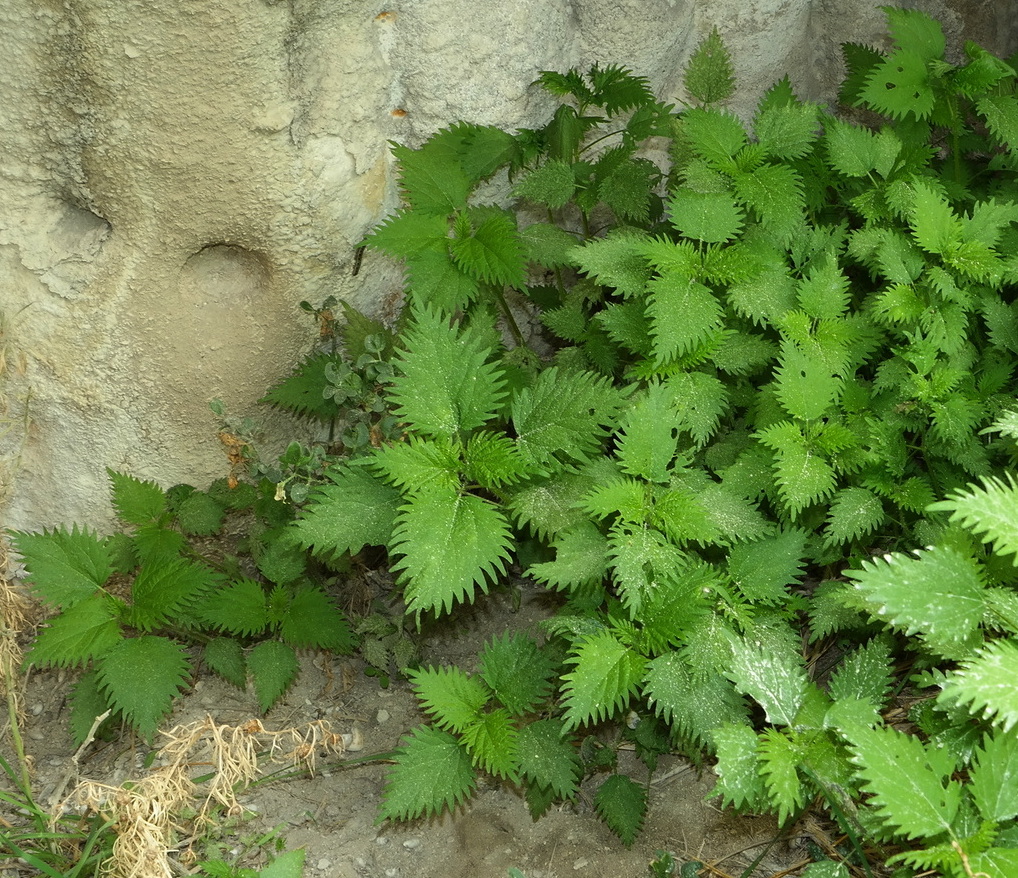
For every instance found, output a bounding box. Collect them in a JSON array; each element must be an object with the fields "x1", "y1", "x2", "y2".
[{"x1": 2, "y1": 578, "x2": 818, "y2": 878}]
